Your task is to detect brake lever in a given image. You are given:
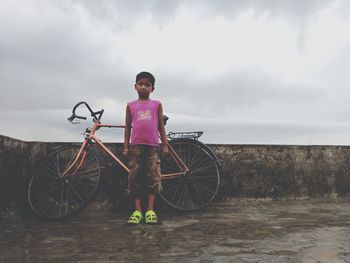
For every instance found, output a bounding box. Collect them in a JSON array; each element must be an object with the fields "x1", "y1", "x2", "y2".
[
  {"x1": 68, "y1": 115, "x2": 80, "y2": 124},
  {"x1": 68, "y1": 119, "x2": 80, "y2": 124}
]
